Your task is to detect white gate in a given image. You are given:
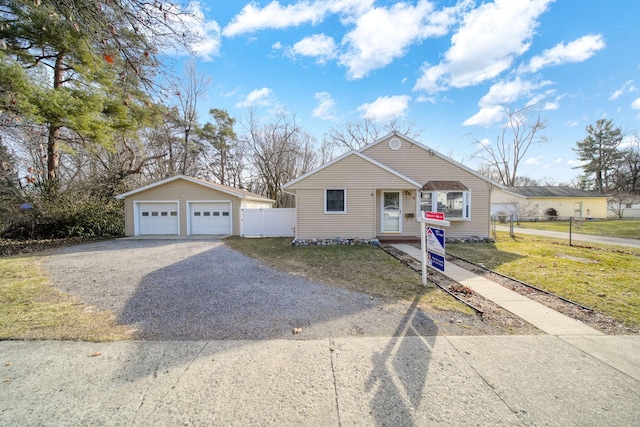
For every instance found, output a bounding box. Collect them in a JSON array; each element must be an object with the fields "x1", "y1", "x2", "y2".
[{"x1": 241, "y1": 208, "x2": 295, "y2": 237}]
